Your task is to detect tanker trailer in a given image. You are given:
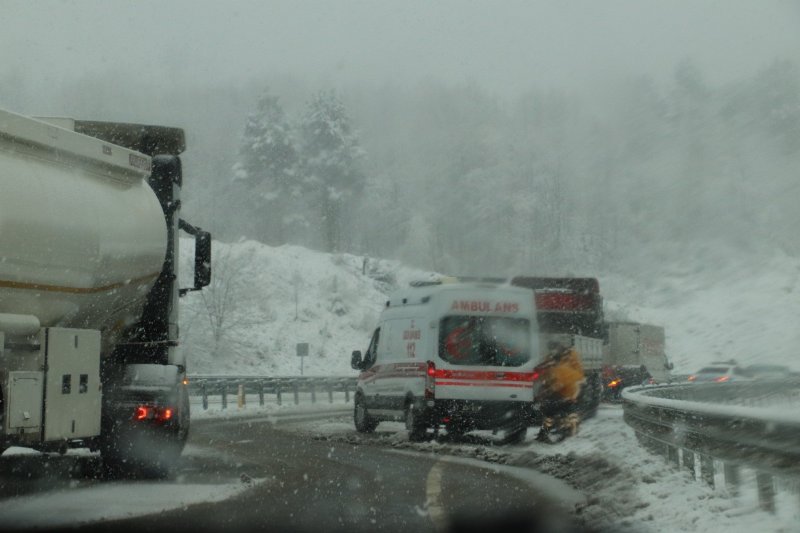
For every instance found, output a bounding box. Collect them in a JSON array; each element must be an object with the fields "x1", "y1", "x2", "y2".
[{"x1": 0, "y1": 108, "x2": 211, "y2": 476}]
